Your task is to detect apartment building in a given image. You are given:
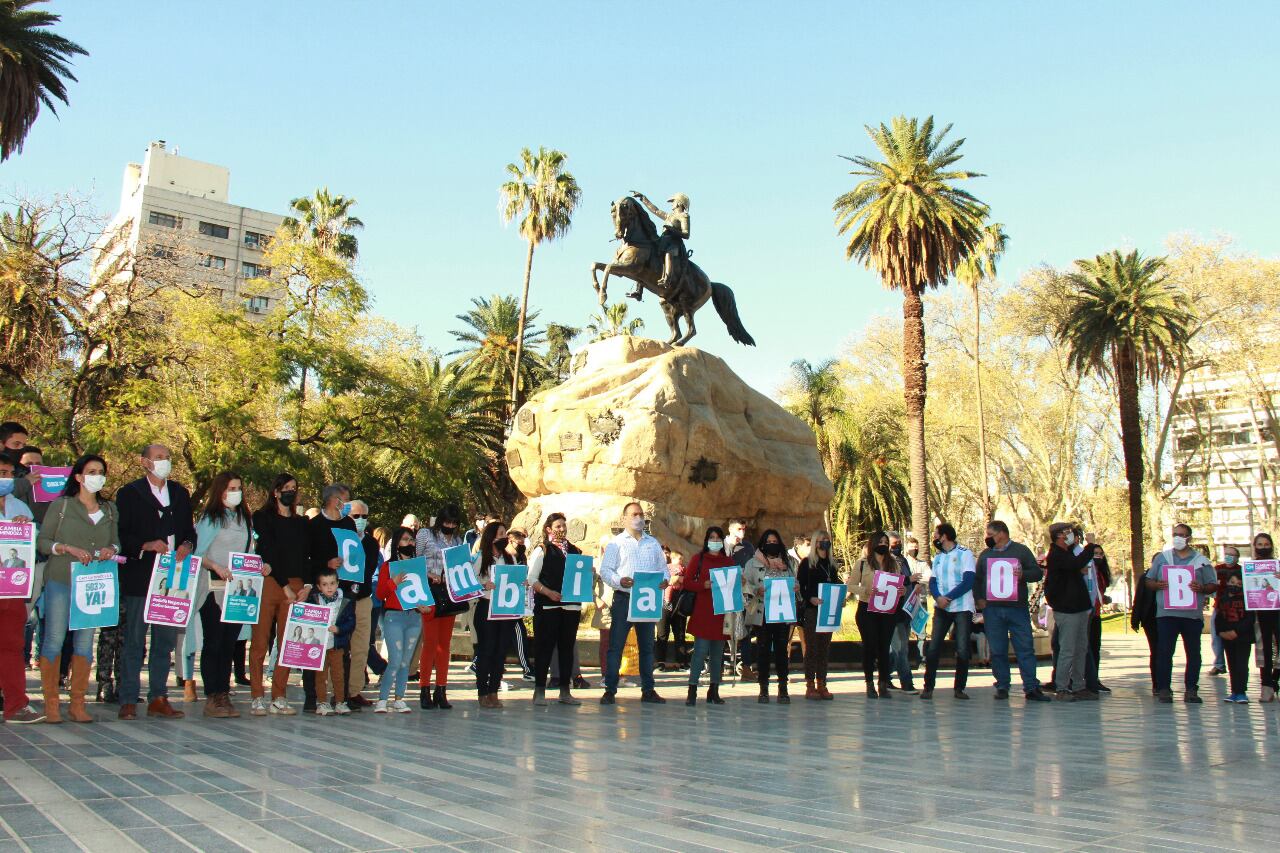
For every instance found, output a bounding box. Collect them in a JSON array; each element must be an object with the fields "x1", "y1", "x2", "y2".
[{"x1": 93, "y1": 141, "x2": 284, "y2": 314}]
